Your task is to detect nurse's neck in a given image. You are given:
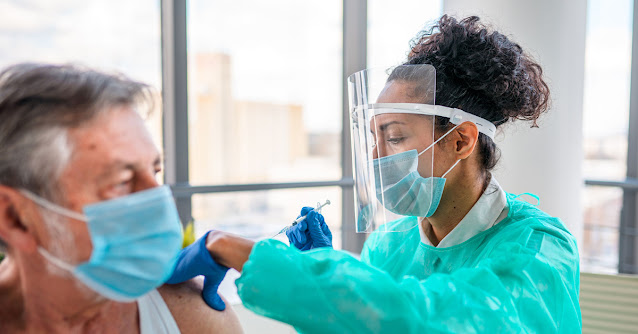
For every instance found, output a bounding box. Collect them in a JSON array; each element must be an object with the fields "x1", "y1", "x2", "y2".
[{"x1": 421, "y1": 164, "x2": 489, "y2": 246}]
